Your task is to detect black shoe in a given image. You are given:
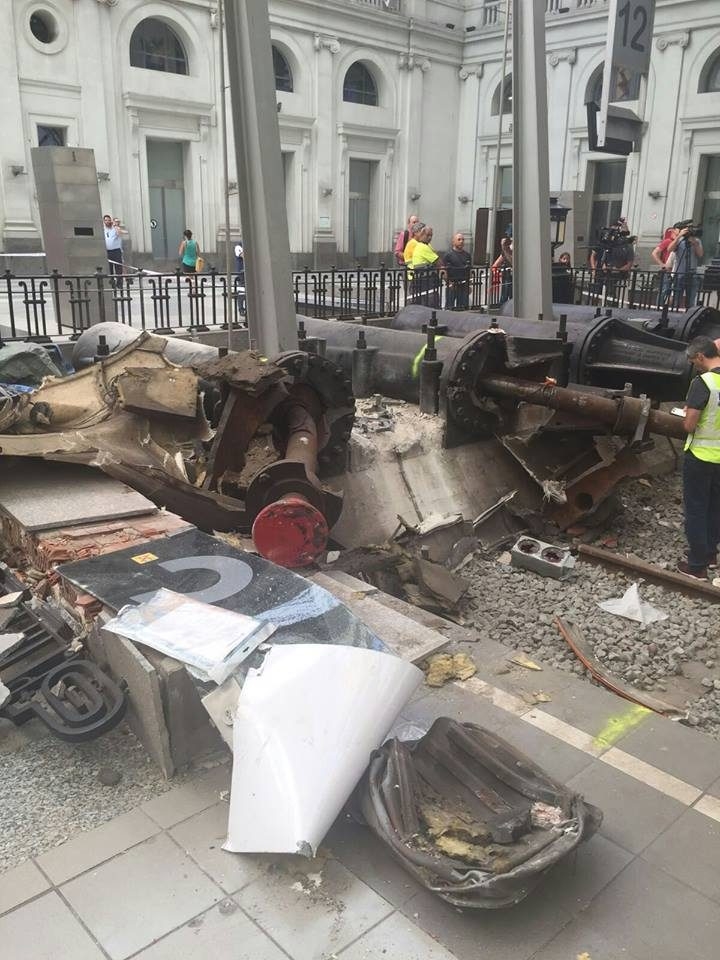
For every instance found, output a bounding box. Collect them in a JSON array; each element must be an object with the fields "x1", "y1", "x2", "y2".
[
  {"x1": 677, "y1": 559, "x2": 708, "y2": 580},
  {"x1": 684, "y1": 550, "x2": 717, "y2": 569}
]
